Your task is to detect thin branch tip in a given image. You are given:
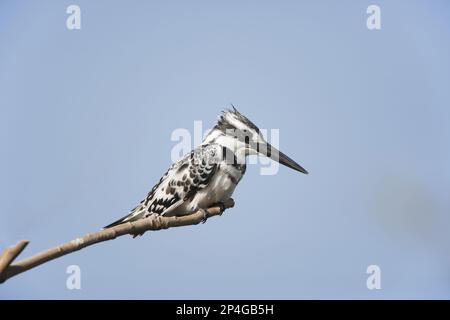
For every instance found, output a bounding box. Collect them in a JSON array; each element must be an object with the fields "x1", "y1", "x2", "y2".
[{"x1": 0, "y1": 240, "x2": 30, "y2": 282}]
